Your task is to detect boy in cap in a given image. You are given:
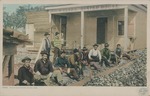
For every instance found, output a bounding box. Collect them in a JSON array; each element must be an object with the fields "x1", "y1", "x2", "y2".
[
  {"x1": 88, "y1": 44, "x2": 101, "y2": 70},
  {"x1": 42, "y1": 32, "x2": 51, "y2": 59},
  {"x1": 18, "y1": 56, "x2": 34, "y2": 86},
  {"x1": 34, "y1": 51, "x2": 65, "y2": 86}
]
